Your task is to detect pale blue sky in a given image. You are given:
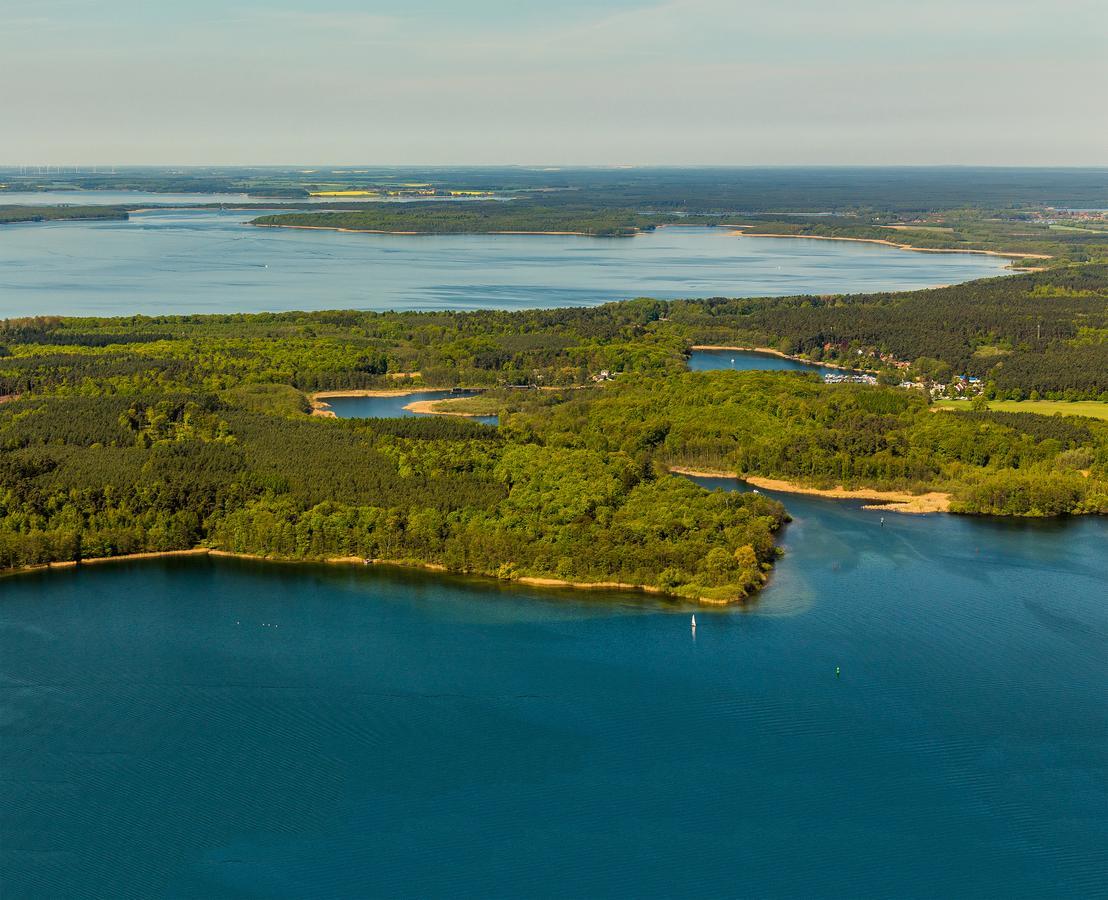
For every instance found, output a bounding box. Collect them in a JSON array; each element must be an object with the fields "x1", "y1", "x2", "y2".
[{"x1": 2, "y1": 0, "x2": 1105, "y2": 165}]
